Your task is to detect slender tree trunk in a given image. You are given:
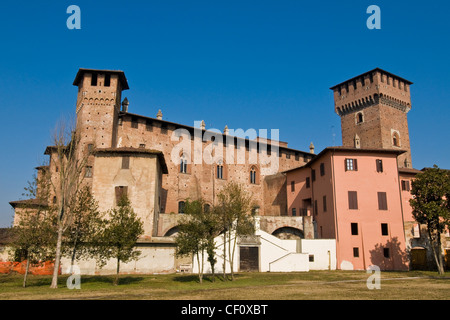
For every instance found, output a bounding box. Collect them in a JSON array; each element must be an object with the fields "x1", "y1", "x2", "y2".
[
  {"x1": 428, "y1": 228, "x2": 444, "y2": 275},
  {"x1": 229, "y1": 232, "x2": 238, "y2": 281},
  {"x1": 50, "y1": 225, "x2": 64, "y2": 289},
  {"x1": 114, "y1": 256, "x2": 120, "y2": 286},
  {"x1": 23, "y1": 252, "x2": 30, "y2": 288},
  {"x1": 197, "y1": 250, "x2": 203, "y2": 284},
  {"x1": 222, "y1": 231, "x2": 227, "y2": 281},
  {"x1": 70, "y1": 237, "x2": 78, "y2": 274}
]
